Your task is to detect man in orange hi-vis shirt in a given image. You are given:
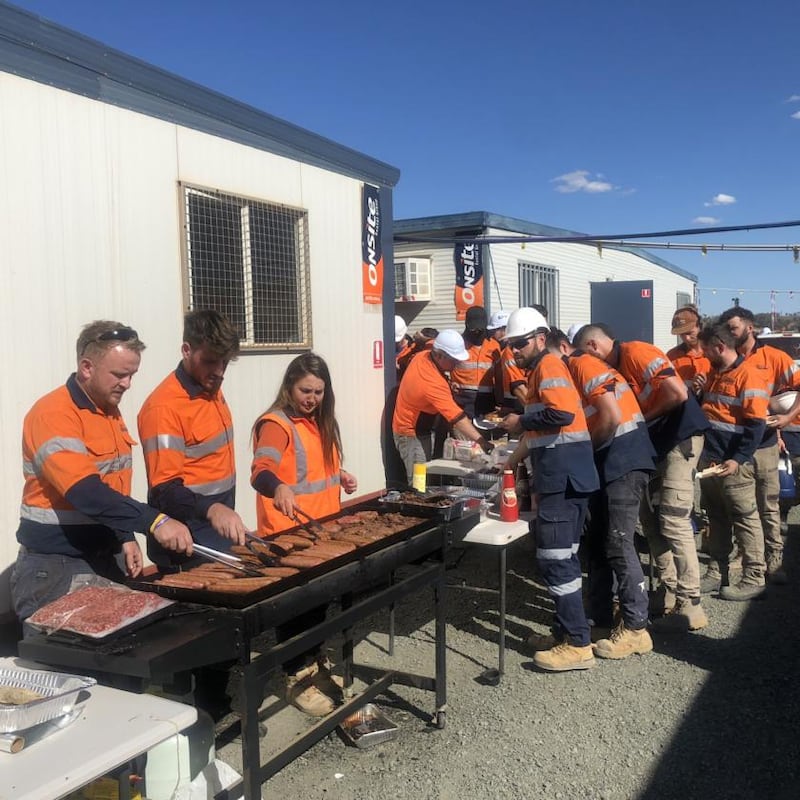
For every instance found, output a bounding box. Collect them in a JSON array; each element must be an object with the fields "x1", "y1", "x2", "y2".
[
  {"x1": 718, "y1": 305, "x2": 800, "y2": 586},
  {"x1": 138, "y1": 310, "x2": 247, "y2": 566},
  {"x1": 11, "y1": 321, "x2": 193, "y2": 634}
]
